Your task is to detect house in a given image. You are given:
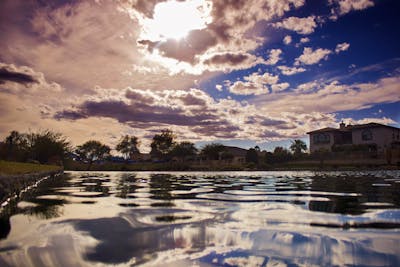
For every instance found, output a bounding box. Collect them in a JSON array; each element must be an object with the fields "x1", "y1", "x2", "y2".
[
  {"x1": 220, "y1": 146, "x2": 247, "y2": 164},
  {"x1": 307, "y1": 122, "x2": 400, "y2": 155}
]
